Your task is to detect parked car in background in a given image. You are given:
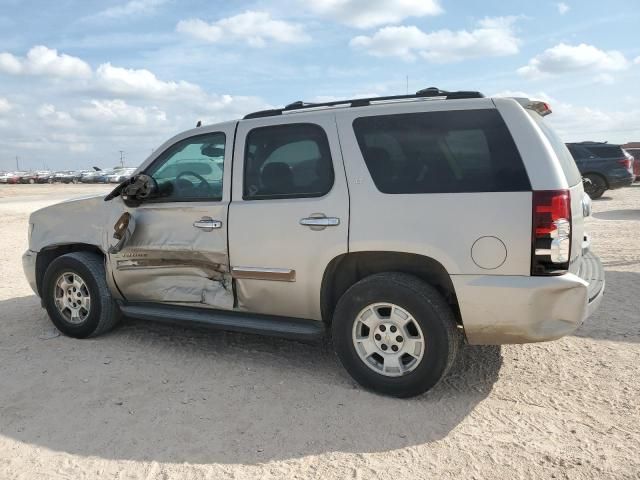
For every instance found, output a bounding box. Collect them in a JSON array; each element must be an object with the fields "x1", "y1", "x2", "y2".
[
  {"x1": 51, "y1": 170, "x2": 83, "y2": 183},
  {"x1": 566, "y1": 142, "x2": 635, "y2": 198},
  {"x1": 1, "y1": 171, "x2": 27, "y2": 184},
  {"x1": 19, "y1": 172, "x2": 39, "y2": 184},
  {"x1": 0, "y1": 172, "x2": 14, "y2": 183},
  {"x1": 107, "y1": 167, "x2": 137, "y2": 183},
  {"x1": 80, "y1": 168, "x2": 103, "y2": 183},
  {"x1": 92, "y1": 168, "x2": 125, "y2": 183},
  {"x1": 21, "y1": 171, "x2": 54, "y2": 184},
  {"x1": 34, "y1": 171, "x2": 54, "y2": 183},
  {"x1": 622, "y1": 143, "x2": 640, "y2": 180}
]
